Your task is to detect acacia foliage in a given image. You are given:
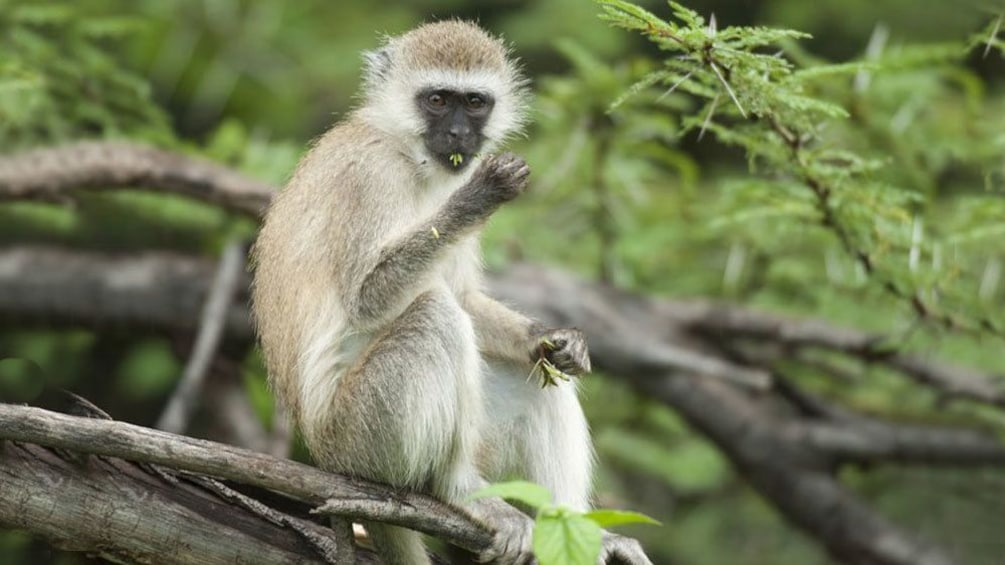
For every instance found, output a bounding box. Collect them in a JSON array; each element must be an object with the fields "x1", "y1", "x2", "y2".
[{"x1": 592, "y1": 0, "x2": 1005, "y2": 338}]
